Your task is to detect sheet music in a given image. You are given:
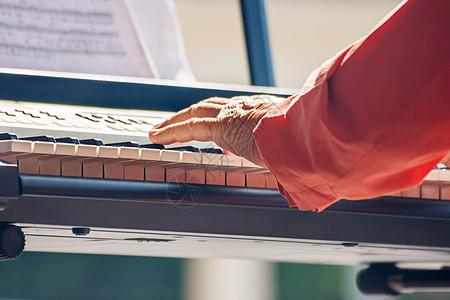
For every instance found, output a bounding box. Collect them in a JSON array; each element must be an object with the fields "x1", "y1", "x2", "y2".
[{"x1": 0, "y1": 0, "x2": 156, "y2": 77}]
